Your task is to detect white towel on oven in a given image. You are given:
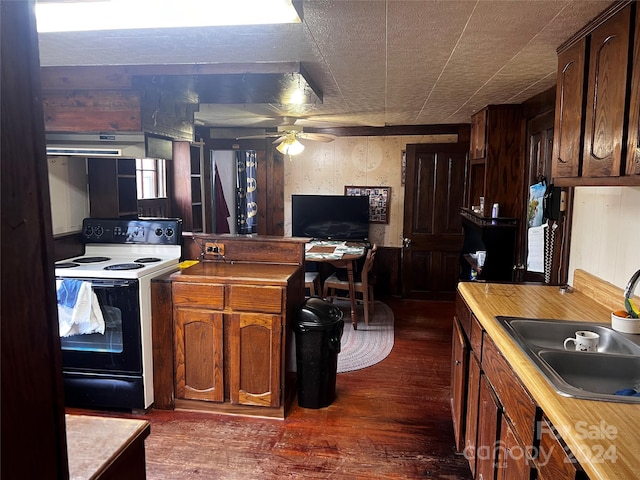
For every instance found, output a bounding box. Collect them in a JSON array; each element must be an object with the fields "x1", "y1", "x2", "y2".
[{"x1": 56, "y1": 280, "x2": 106, "y2": 337}]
